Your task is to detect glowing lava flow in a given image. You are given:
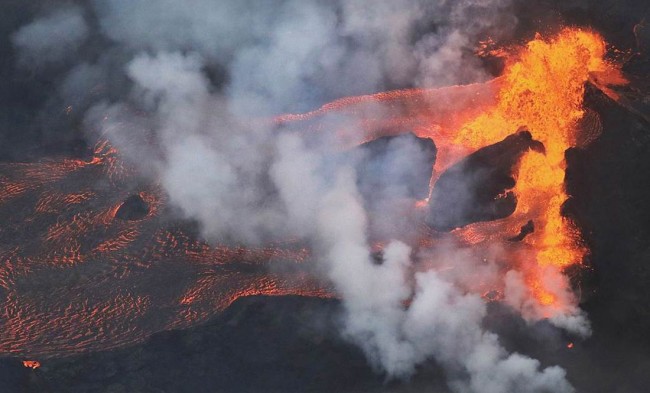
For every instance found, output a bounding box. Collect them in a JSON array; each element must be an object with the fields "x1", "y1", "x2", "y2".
[
  {"x1": 0, "y1": 140, "x2": 327, "y2": 358},
  {"x1": 277, "y1": 28, "x2": 624, "y2": 319},
  {"x1": 448, "y1": 29, "x2": 624, "y2": 316}
]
